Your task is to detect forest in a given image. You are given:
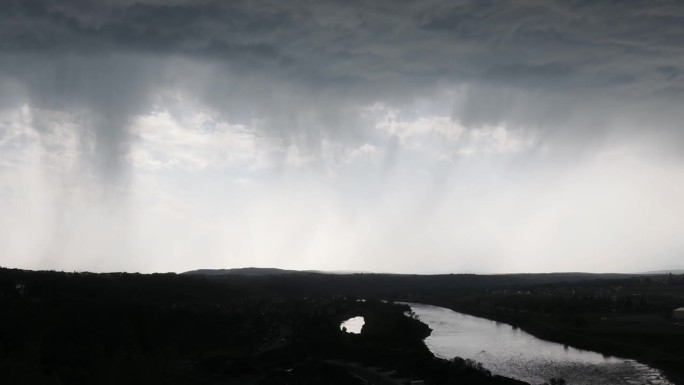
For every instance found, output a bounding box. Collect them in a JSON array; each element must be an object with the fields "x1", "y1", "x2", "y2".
[{"x1": 1, "y1": 267, "x2": 683, "y2": 384}]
